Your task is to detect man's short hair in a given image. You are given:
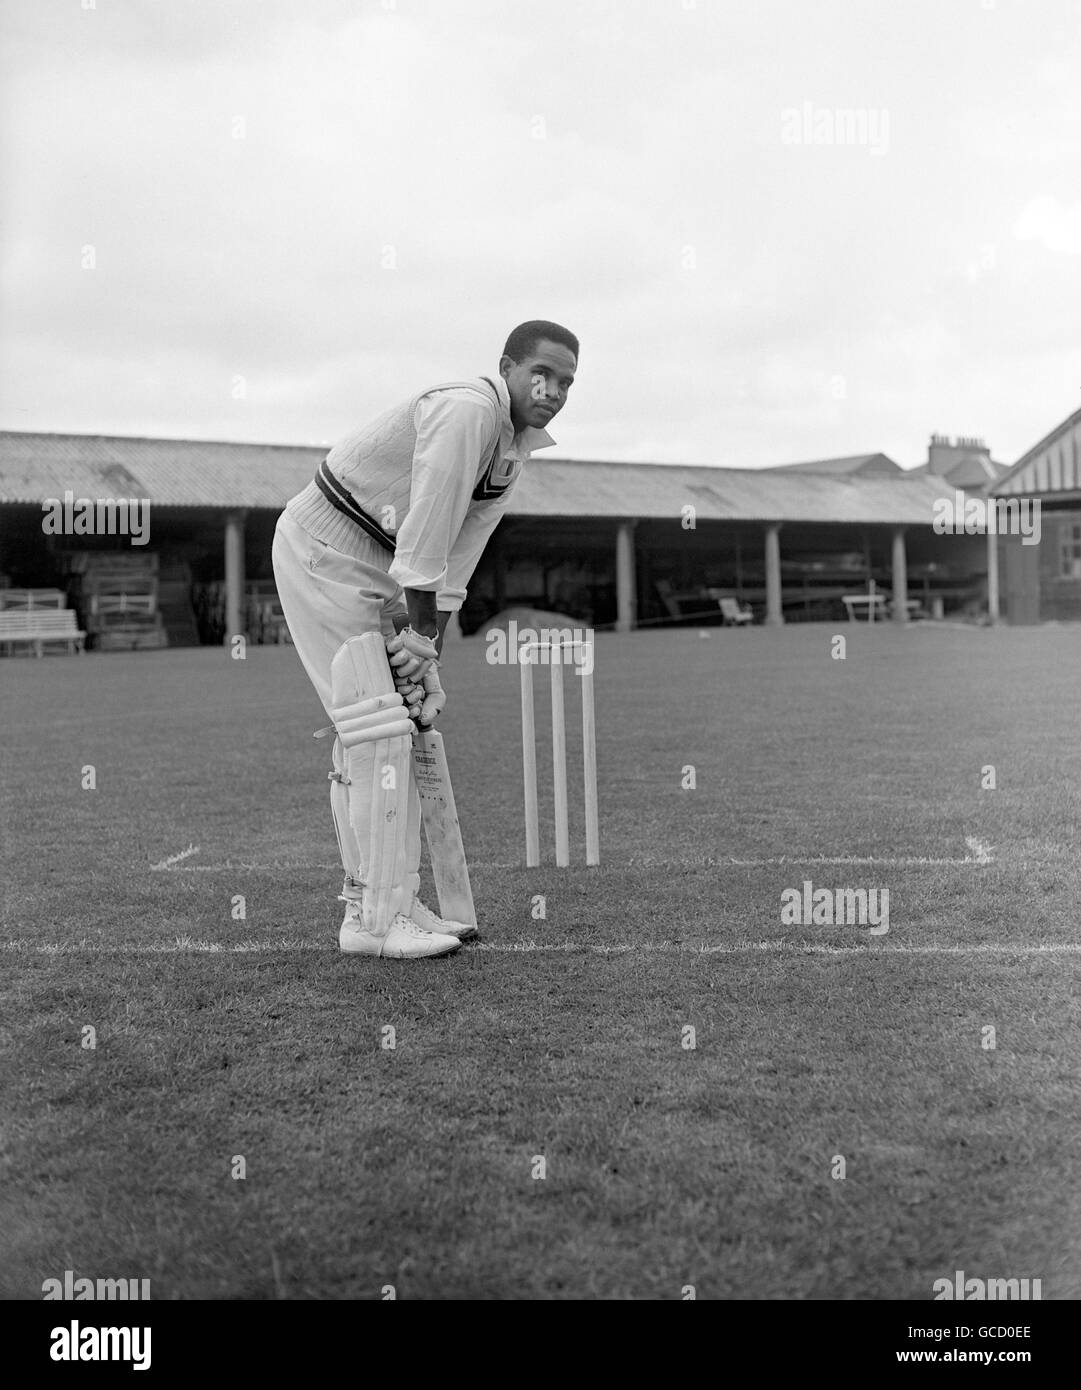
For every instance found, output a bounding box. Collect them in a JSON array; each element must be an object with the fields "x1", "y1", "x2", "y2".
[{"x1": 503, "y1": 320, "x2": 579, "y2": 365}]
